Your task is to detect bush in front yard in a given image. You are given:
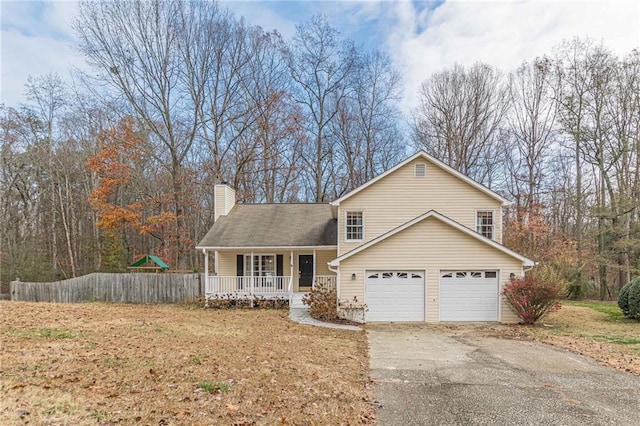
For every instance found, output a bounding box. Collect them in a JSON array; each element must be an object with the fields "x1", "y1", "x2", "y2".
[
  {"x1": 618, "y1": 276, "x2": 640, "y2": 320},
  {"x1": 502, "y1": 275, "x2": 562, "y2": 325},
  {"x1": 618, "y1": 282, "x2": 631, "y2": 316},
  {"x1": 302, "y1": 284, "x2": 338, "y2": 322}
]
